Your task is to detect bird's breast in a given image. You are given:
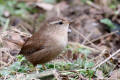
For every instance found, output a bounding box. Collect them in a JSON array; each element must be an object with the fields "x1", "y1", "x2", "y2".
[
  {"x1": 54, "y1": 35, "x2": 68, "y2": 49},
  {"x1": 44, "y1": 30, "x2": 68, "y2": 49}
]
